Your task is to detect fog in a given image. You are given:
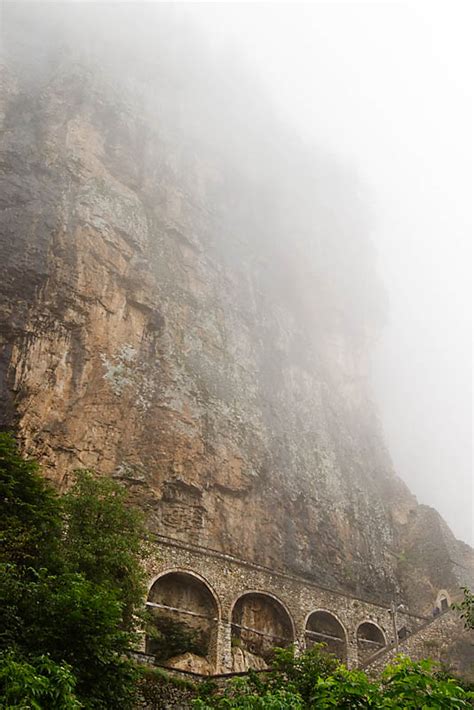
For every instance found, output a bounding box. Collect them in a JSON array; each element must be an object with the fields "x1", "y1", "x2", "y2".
[
  {"x1": 184, "y1": 1, "x2": 473, "y2": 545},
  {"x1": 3, "y1": 2, "x2": 472, "y2": 544}
]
